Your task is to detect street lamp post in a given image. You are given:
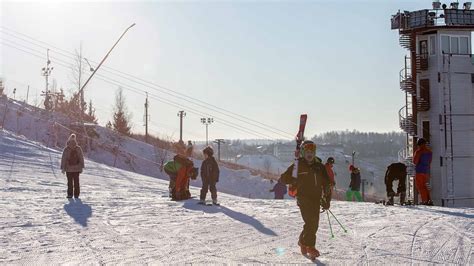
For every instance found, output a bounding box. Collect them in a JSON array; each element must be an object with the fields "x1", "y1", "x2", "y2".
[{"x1": 200, "y1": 117, "x2": 214, "y2": 146}]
